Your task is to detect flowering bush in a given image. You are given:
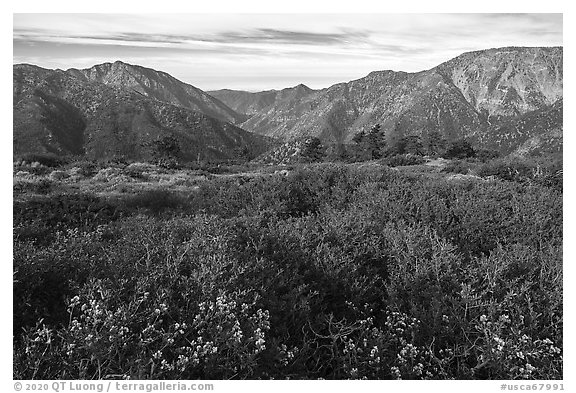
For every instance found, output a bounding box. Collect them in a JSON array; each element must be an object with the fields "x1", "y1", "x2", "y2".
[{"x1": 14, "y1": 163, "x2": 562, "y2": 379}]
